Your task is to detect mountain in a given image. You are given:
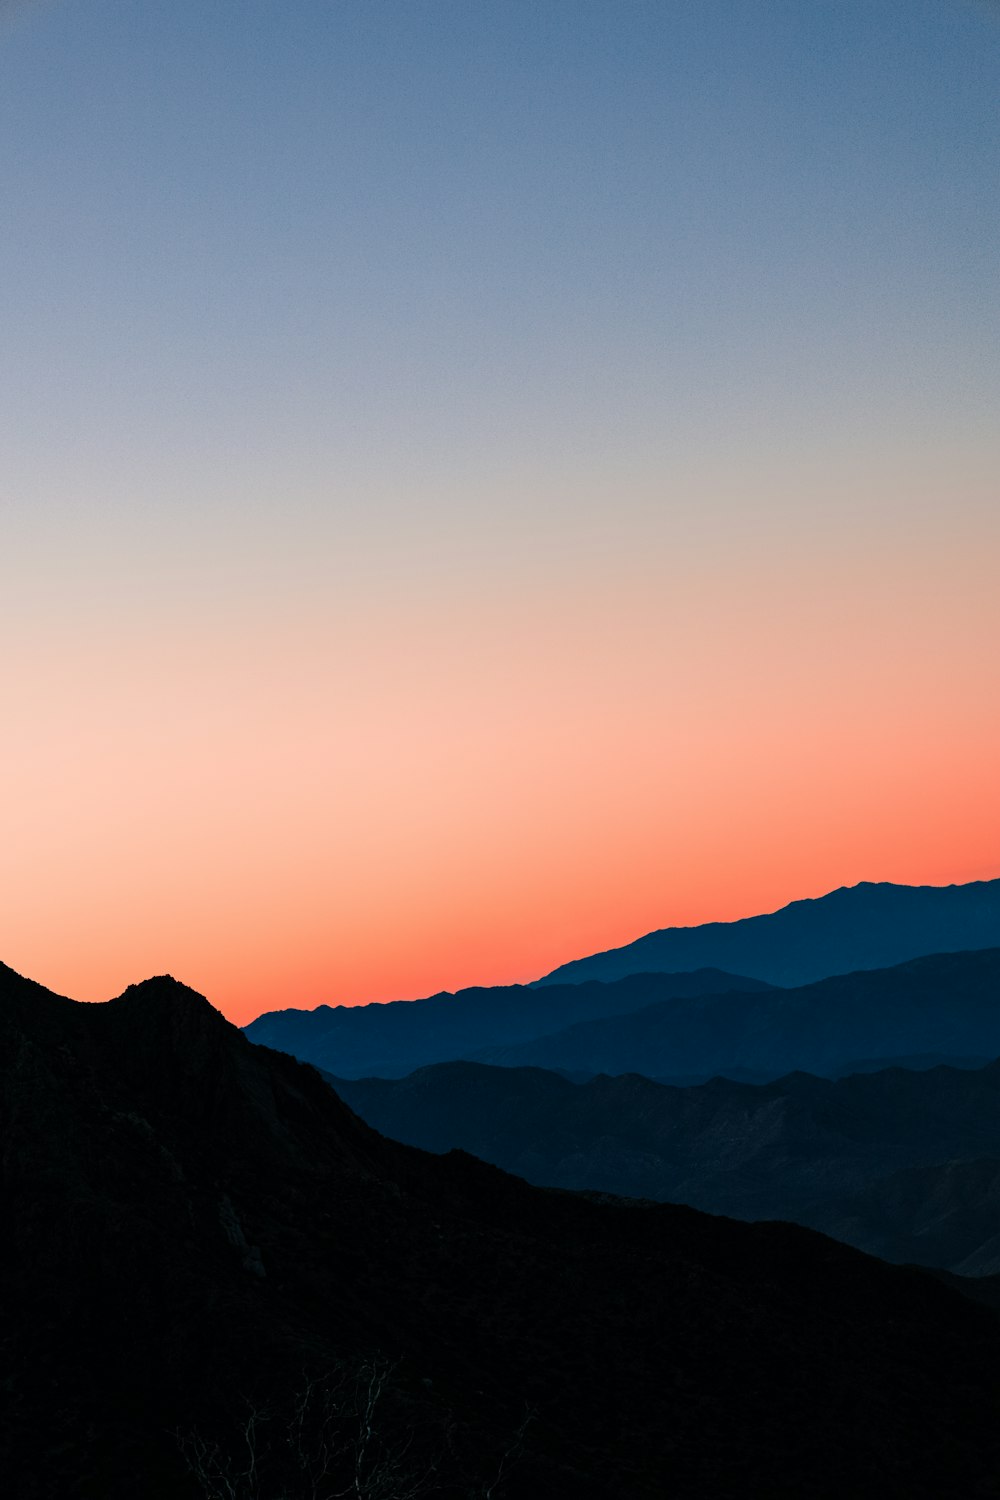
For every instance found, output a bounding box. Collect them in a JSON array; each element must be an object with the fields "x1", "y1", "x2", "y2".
[
  {"x1": 472, "y1": 948, "x2": 1000, "y2": 1082},
  {"x1": 6, "y1": 960, "x2": 1000, "y2": 1496},
  {"x1": 328, "y1": 1051, "x2": 1000, "y2": 1272},
  {"x1": 538, "y1": 876, "x2": 1000, "y2": 988},
  {"x1": 245, "y1": 967, "x2": 771, "y2": 1077},
  {"x1": 813, "y1": 1157, "x2": 1000, "y2": 1276}
]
